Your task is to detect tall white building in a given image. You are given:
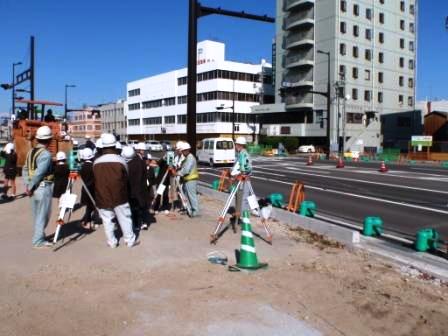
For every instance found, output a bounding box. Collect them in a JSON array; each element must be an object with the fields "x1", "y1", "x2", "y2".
[
  {"x1": 254, "y1": 0, "x2": 418, "y2": 152},
  {"x1": 99, "y1": 99, "x2": 127, "y2": 141},
  {"x1": 126, "y1": 40, "x2": 273, "y2": 142}
]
